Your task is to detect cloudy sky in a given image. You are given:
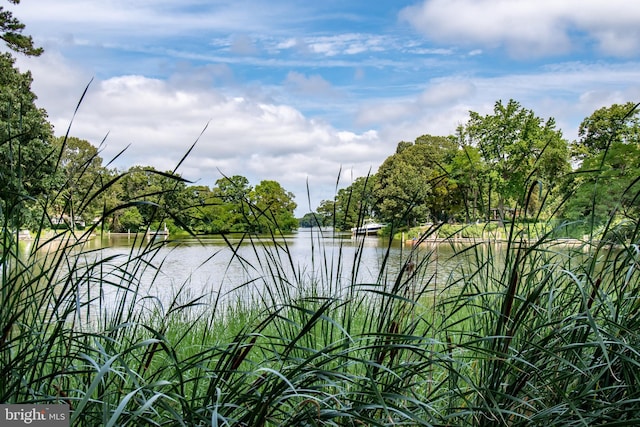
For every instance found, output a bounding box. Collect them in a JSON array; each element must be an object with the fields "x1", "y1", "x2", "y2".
[{"x1": 10, "y1": 0, "x2": 640, "y2": 214}]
